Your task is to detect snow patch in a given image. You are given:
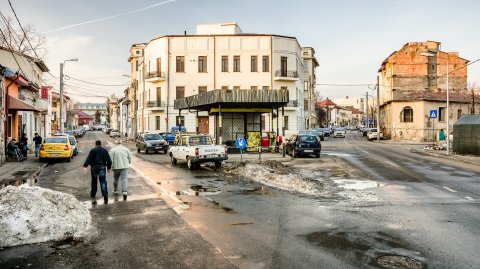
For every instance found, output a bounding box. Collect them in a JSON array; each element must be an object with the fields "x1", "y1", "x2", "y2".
[
  {"x1": 0, "y1": 184, "x2": 93, "y2": 247},
  {"x1": 334, "y1": 179, "x2": 382, "y2": 190},
  {"x1": 225, "y1": 162, "x2": 321, "y2": 195}
]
